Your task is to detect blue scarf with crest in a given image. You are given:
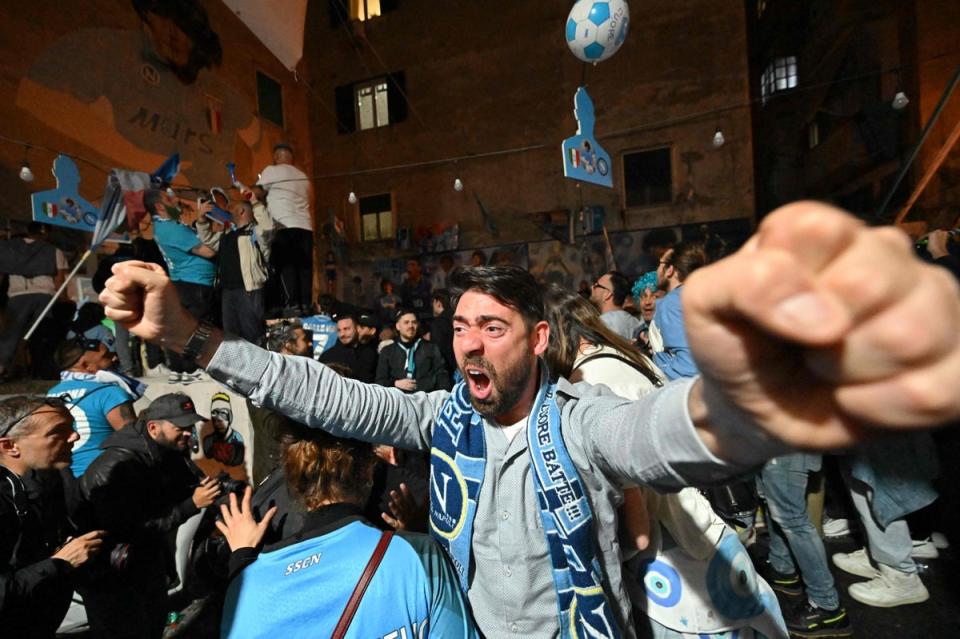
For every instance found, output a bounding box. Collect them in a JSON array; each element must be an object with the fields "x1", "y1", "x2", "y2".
[{"x1": 430, "y1": 374, "x2": 621, "y2": 638}]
